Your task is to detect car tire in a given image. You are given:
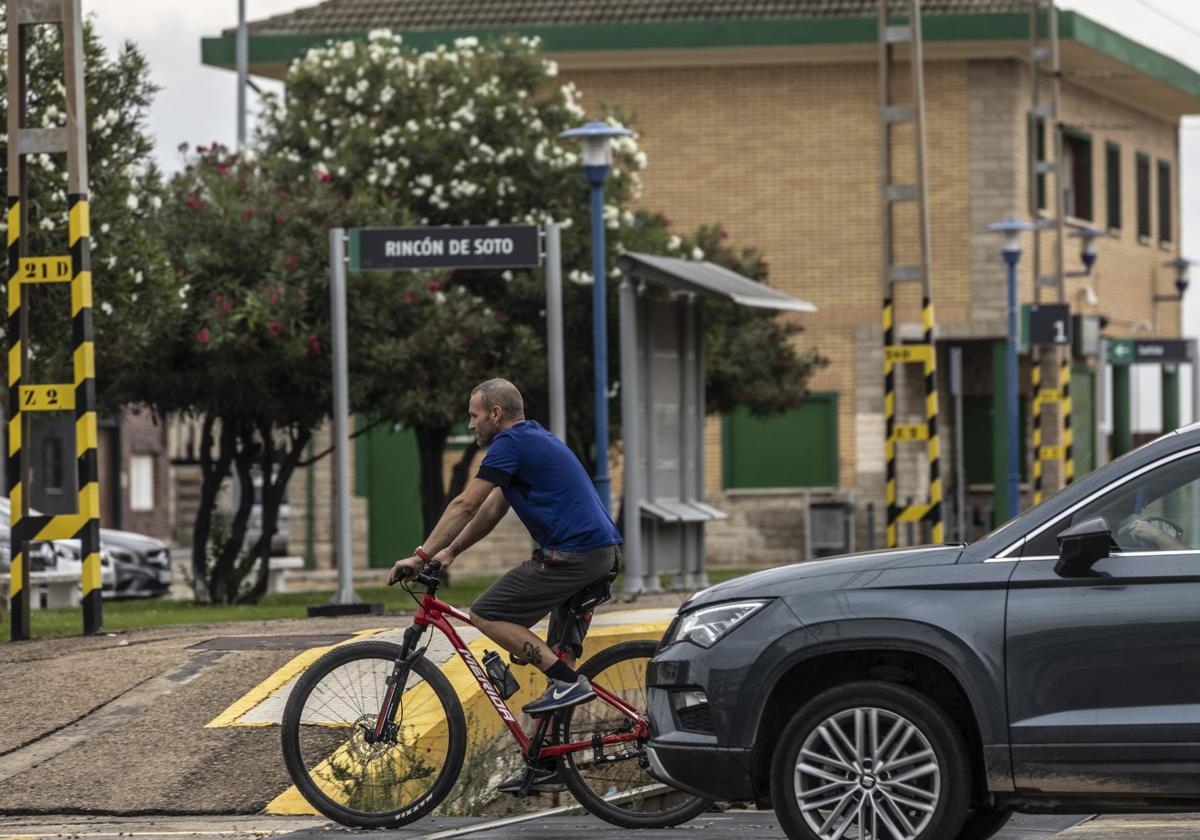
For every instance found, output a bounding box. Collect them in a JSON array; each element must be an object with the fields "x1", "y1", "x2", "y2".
[
  {"x1": 955, "y1": 806, "x2": 1011, "y2": 840},
  {"x1": 770, "y1": 680, "x2": 970, "y2": 840}
]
